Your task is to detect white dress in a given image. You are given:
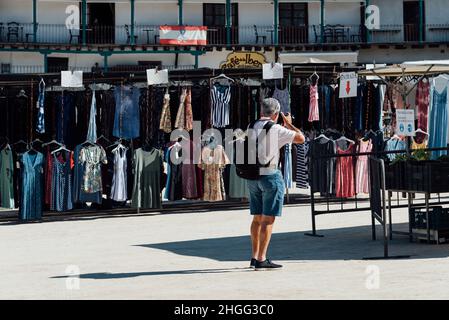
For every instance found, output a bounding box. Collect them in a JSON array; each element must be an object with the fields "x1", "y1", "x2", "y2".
[{"x1": 110, "y1": 147, "x2": 128, "y2": 202}]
